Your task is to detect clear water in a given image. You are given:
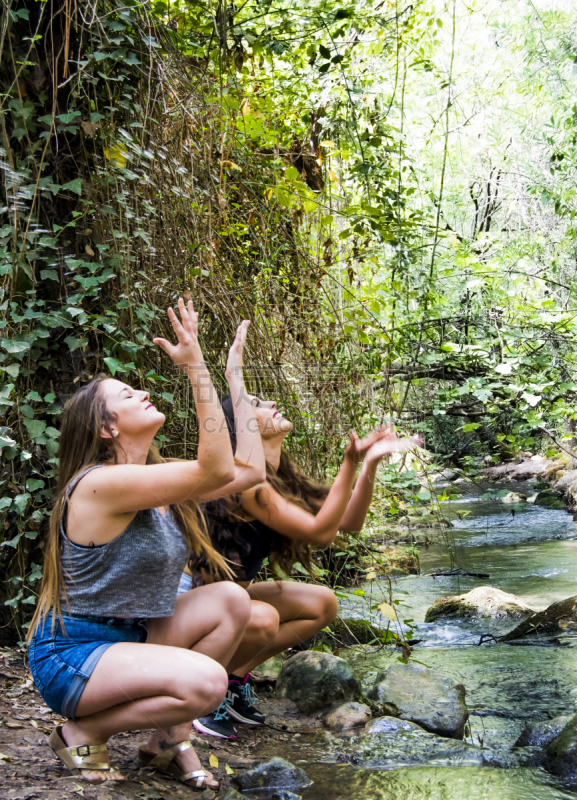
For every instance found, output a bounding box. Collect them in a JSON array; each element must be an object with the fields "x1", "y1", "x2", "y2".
[{"x1": 254, "y1": 489, "x2": 577, "y2": 799}]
